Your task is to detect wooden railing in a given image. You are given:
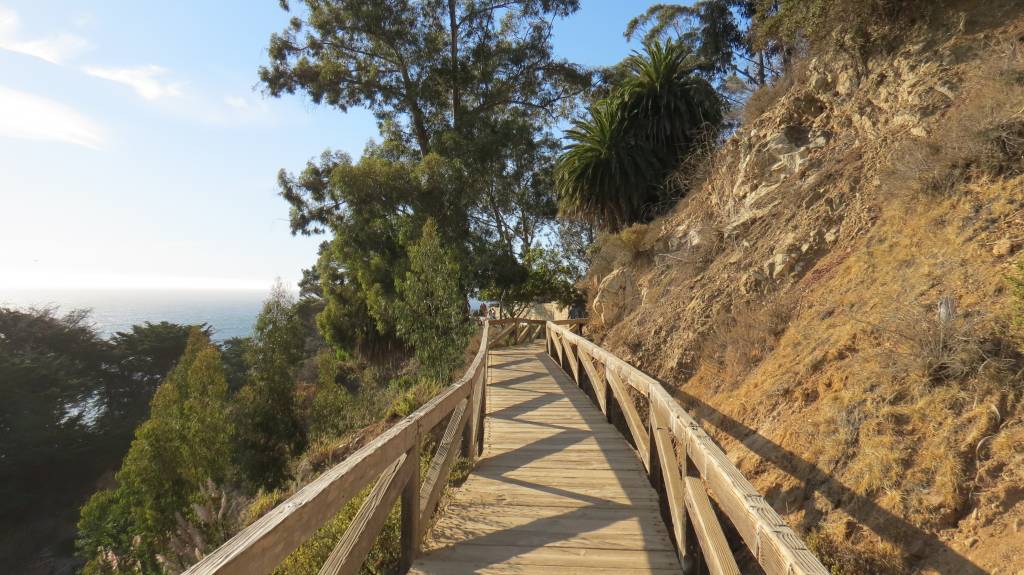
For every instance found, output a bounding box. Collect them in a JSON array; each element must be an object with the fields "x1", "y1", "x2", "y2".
[
  {"x1": 545, "y1": 321, "x2": 829, "y2": 575},
  {"x1": 487, "y1": 317, "x2": 584, "y2": 347},
  {"x1": 184, "y1": 322, "x2": 498, "y2": 575}
]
